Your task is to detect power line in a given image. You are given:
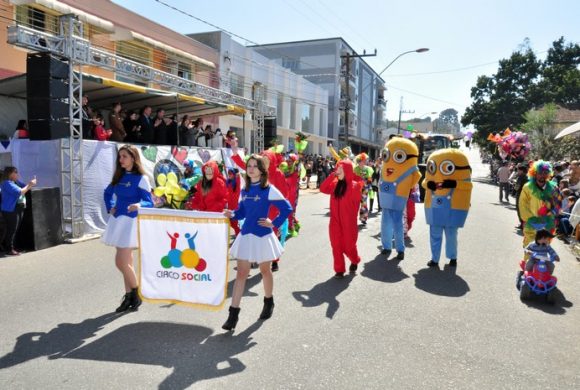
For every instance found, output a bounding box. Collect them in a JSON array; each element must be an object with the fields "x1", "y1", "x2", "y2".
[{"x1": 385, "y1": 84, "x2": 465, "y2": 108}]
